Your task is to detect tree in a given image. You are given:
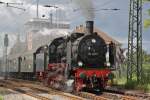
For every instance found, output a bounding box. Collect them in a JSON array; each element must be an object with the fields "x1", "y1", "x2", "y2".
[
  {"x1": 142, "y1": 50, "x2": 150, "y2": 63},
  {"x1": 144, "y1": 0, "x2": 150, "y2": 28}
]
